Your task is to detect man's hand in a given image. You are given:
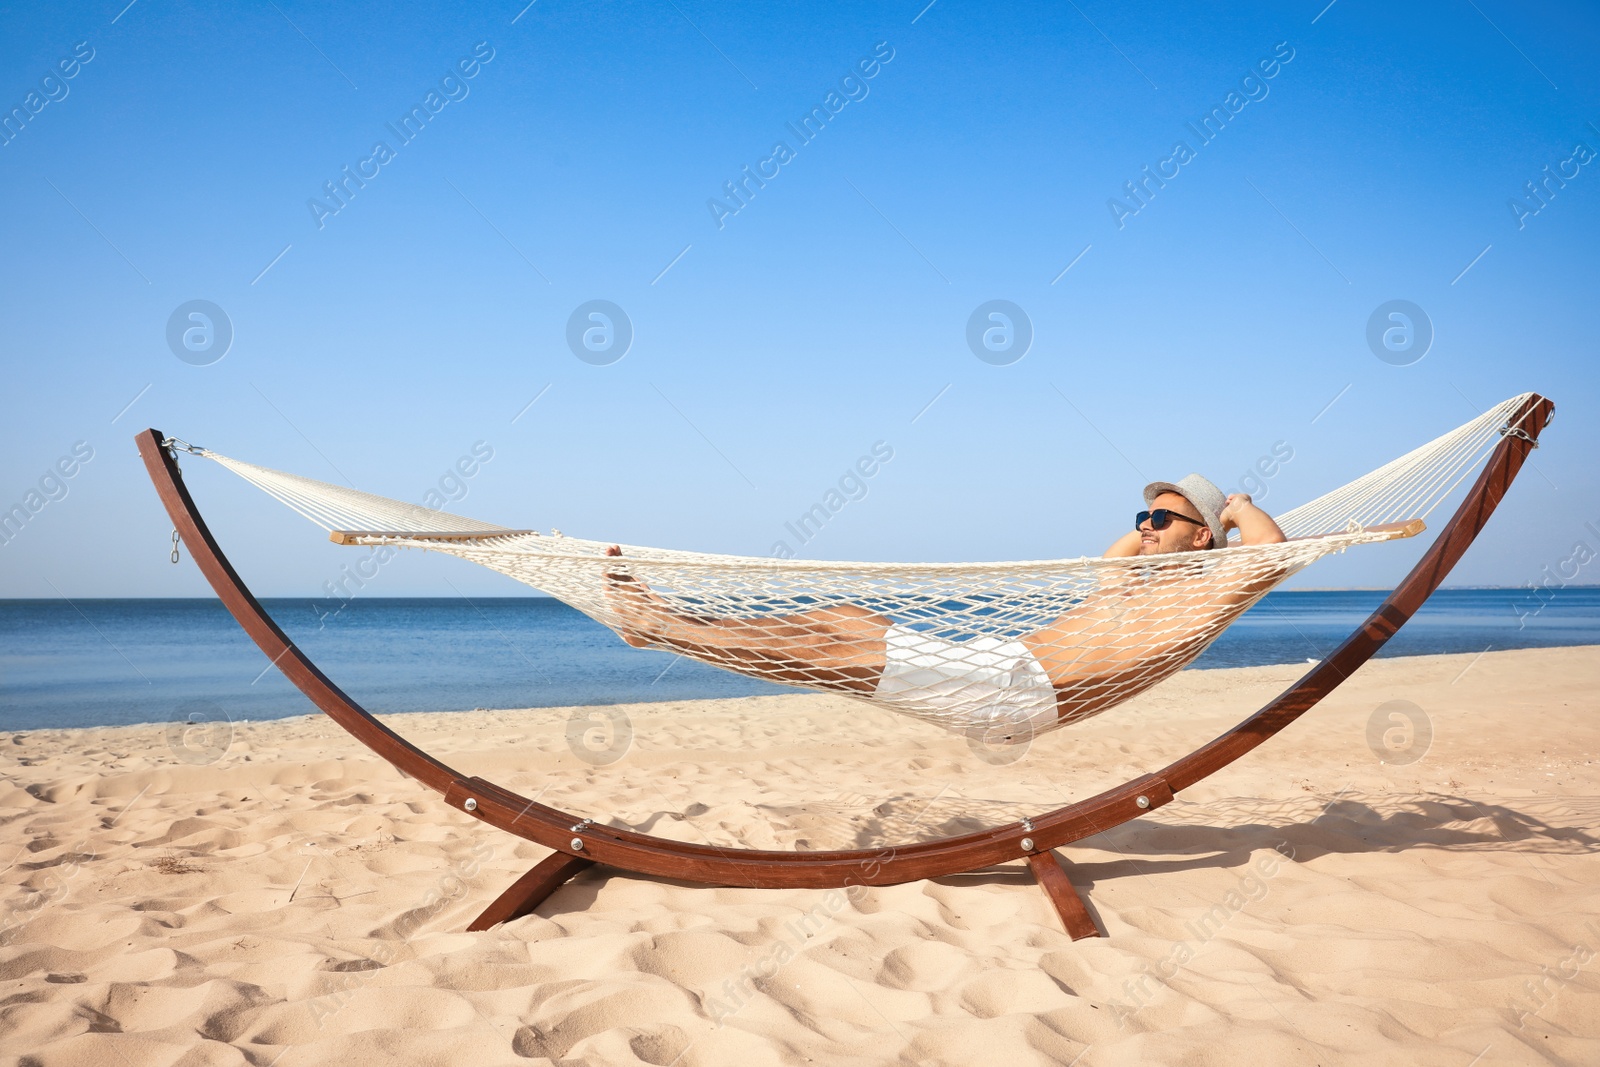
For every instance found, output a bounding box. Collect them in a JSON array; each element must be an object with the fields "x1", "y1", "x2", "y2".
[
  {"x1": 1219, "y1": 493, "x2": 1253, "y2": 531},
  {"x1": 1219, "y1": 493, "x2": 1287, "y2": 546}
]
